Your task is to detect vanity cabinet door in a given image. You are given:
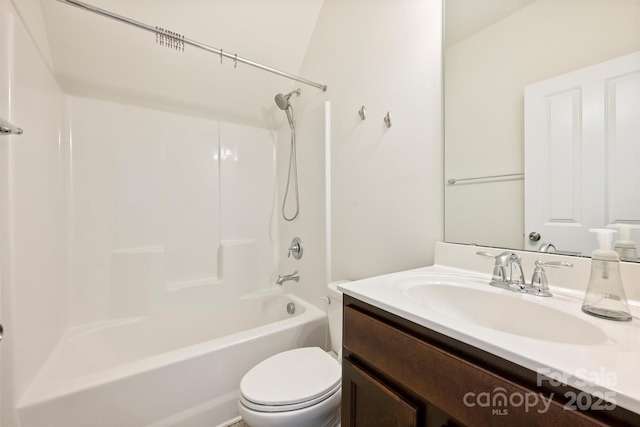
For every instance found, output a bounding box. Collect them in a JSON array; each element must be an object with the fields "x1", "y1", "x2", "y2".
[{"x1": 342, "y1": 358, "x2": 419, "y2": 427}]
